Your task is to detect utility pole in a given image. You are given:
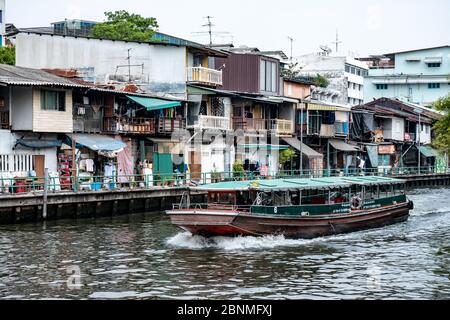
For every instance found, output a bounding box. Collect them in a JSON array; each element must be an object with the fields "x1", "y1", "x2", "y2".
[{"x1": 126, "y1": 48, "x2": 132, "y2": 83}]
